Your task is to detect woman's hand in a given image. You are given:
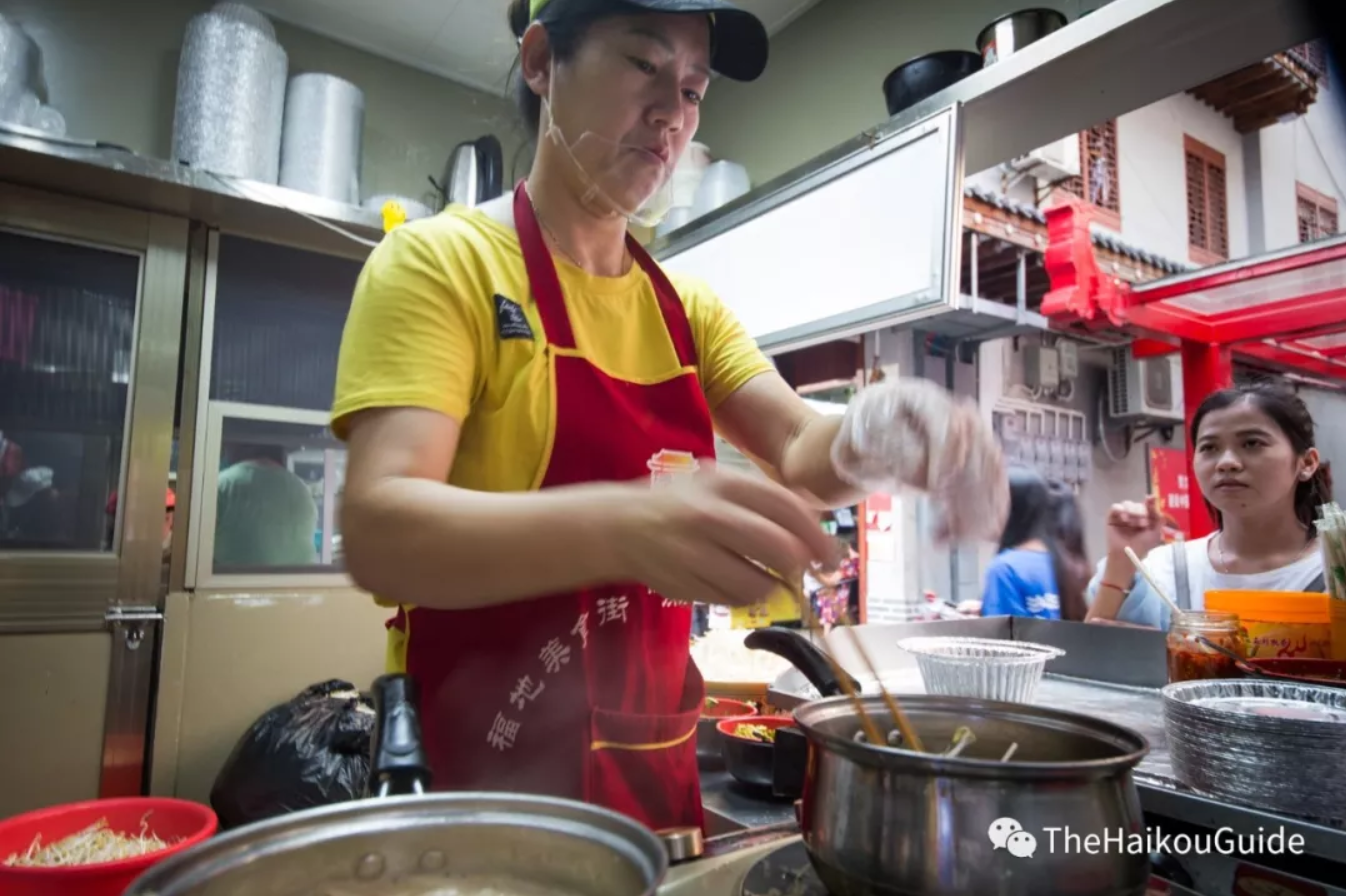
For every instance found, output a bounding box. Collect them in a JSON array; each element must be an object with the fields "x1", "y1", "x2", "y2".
[
  {"x1": 1104, "y1": 496, "x2": 1165, "y2": 560},
  {"x1": 829, "y1": 378, "x2": 1008, "y2": 543},
  {"x1": 613, "y1": 468, "x2": 841, "y2": 608}
]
